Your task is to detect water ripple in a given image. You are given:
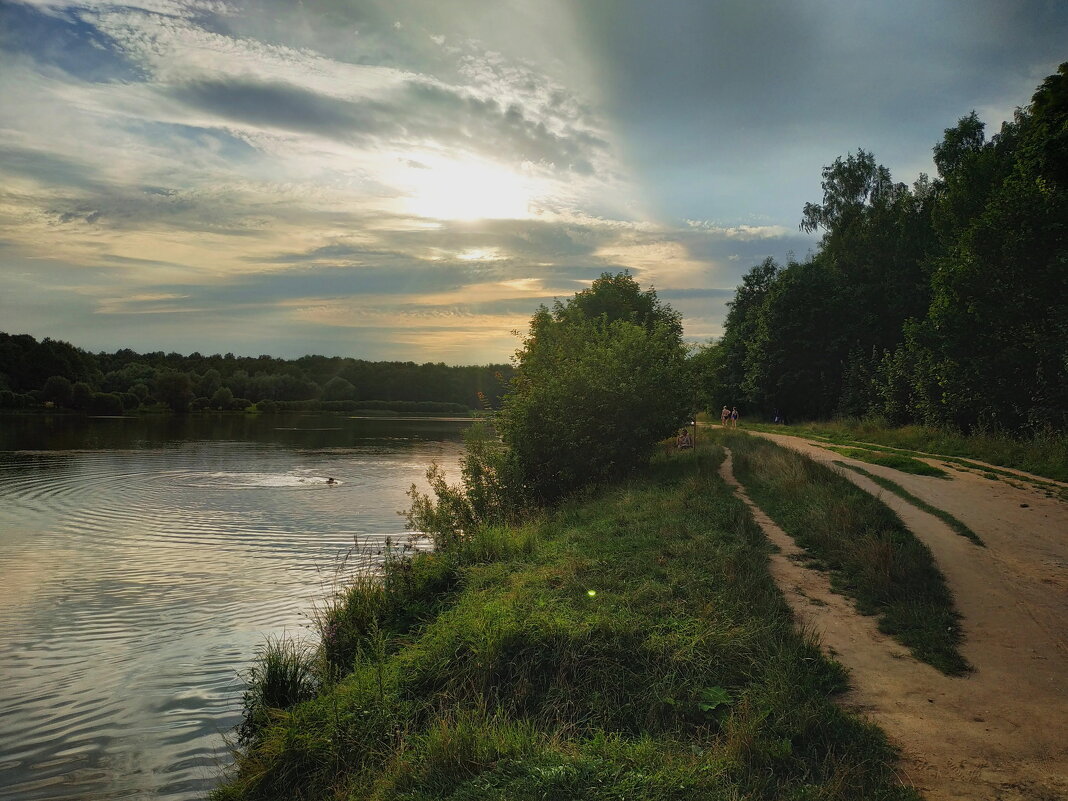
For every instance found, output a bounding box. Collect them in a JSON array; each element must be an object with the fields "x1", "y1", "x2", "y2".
[{"x1": 0, "y1": 428, "x2": 464, "y2": 801}]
